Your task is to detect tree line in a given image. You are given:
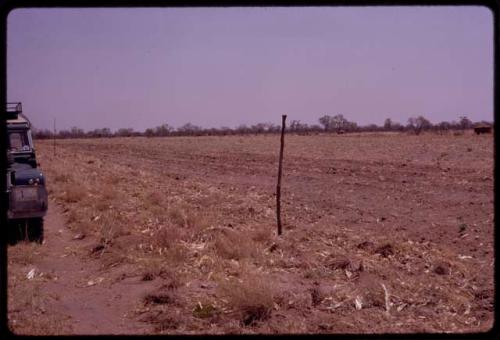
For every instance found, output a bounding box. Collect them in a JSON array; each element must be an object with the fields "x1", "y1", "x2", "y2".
[{"x1": 31, "y1": 114, "x2": 492, "y2": 139}]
